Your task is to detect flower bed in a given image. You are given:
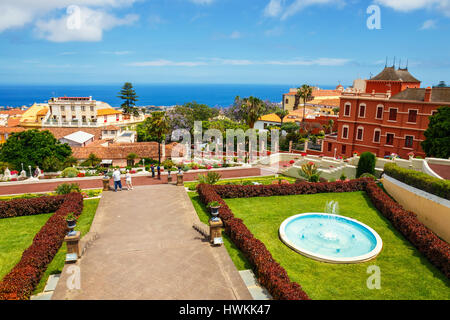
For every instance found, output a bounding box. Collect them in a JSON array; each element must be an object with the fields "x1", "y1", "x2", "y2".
[
  {"x1": 0, "y1": 193, "x2": 84, "y2": 300},
  {"x1": 197, "y1": 179, "x2": 450, "y2": 300}
]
